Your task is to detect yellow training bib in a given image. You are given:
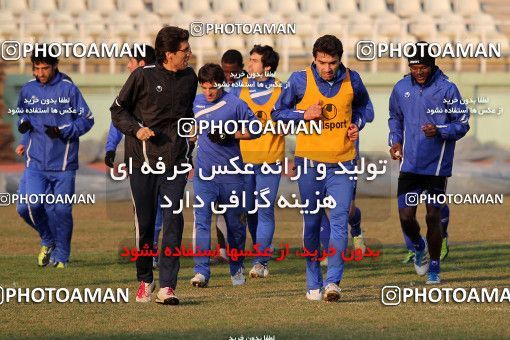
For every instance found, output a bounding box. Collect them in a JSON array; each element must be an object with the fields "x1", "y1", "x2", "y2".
[
  {"x1": 240, "y1": 77, "x2": 285, "y2": 164},
  {"x1": 295, "y1": 67, "x2": 356, "y2": 163}
]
